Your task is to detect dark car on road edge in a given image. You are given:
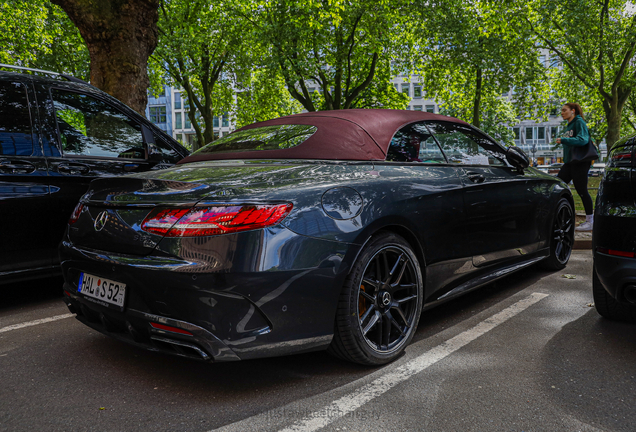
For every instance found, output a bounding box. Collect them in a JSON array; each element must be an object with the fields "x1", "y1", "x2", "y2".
[
  {"x1": 593, "y1": 134, "x2": 636, "y2": 322},
  {"x1": 0, "y1": 65, "x2": 189, "y2": 285}
]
